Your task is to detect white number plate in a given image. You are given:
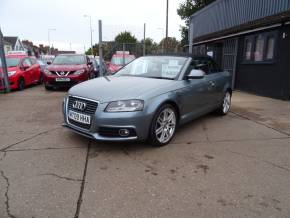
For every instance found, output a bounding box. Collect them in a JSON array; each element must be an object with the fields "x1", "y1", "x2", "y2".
[
  {"x1": 68, "y1": 110, "x2": 91, "y2": 125},
  {"x1": 56, "y1": 78, "x2": 70, "y2": 82}
]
